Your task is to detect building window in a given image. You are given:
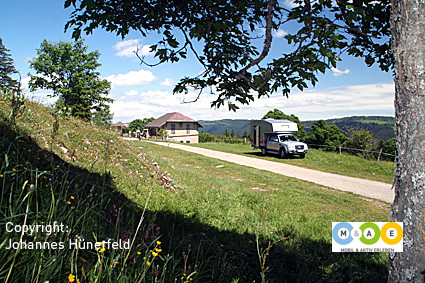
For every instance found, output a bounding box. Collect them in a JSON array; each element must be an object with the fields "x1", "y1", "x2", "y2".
[
  {"x1": 186, "y1": 124, "x2": 190, "y2": 134},
  {"x1": 171, "y1": 124, "x2": 175, "y2": 134},
  {"x1": 179, "y1": 122, "x2": 183, "y2": 128}
]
